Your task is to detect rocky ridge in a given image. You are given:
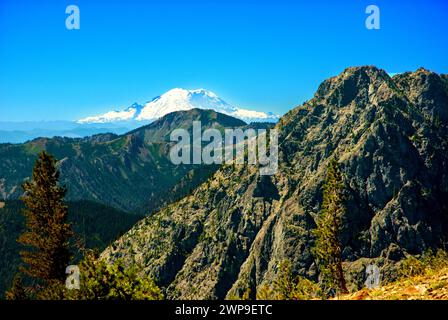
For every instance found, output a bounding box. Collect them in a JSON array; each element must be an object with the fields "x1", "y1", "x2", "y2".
[{"x1": 102, "y1": 66, "x2": 448, "y2": 299}]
